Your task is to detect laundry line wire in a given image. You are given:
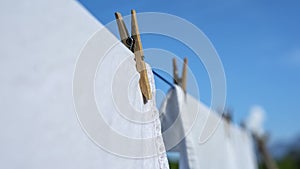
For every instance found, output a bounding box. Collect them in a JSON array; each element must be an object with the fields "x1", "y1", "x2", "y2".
[{"x1": 152, "y1": 69, "x2": 175, "y2": 88}]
